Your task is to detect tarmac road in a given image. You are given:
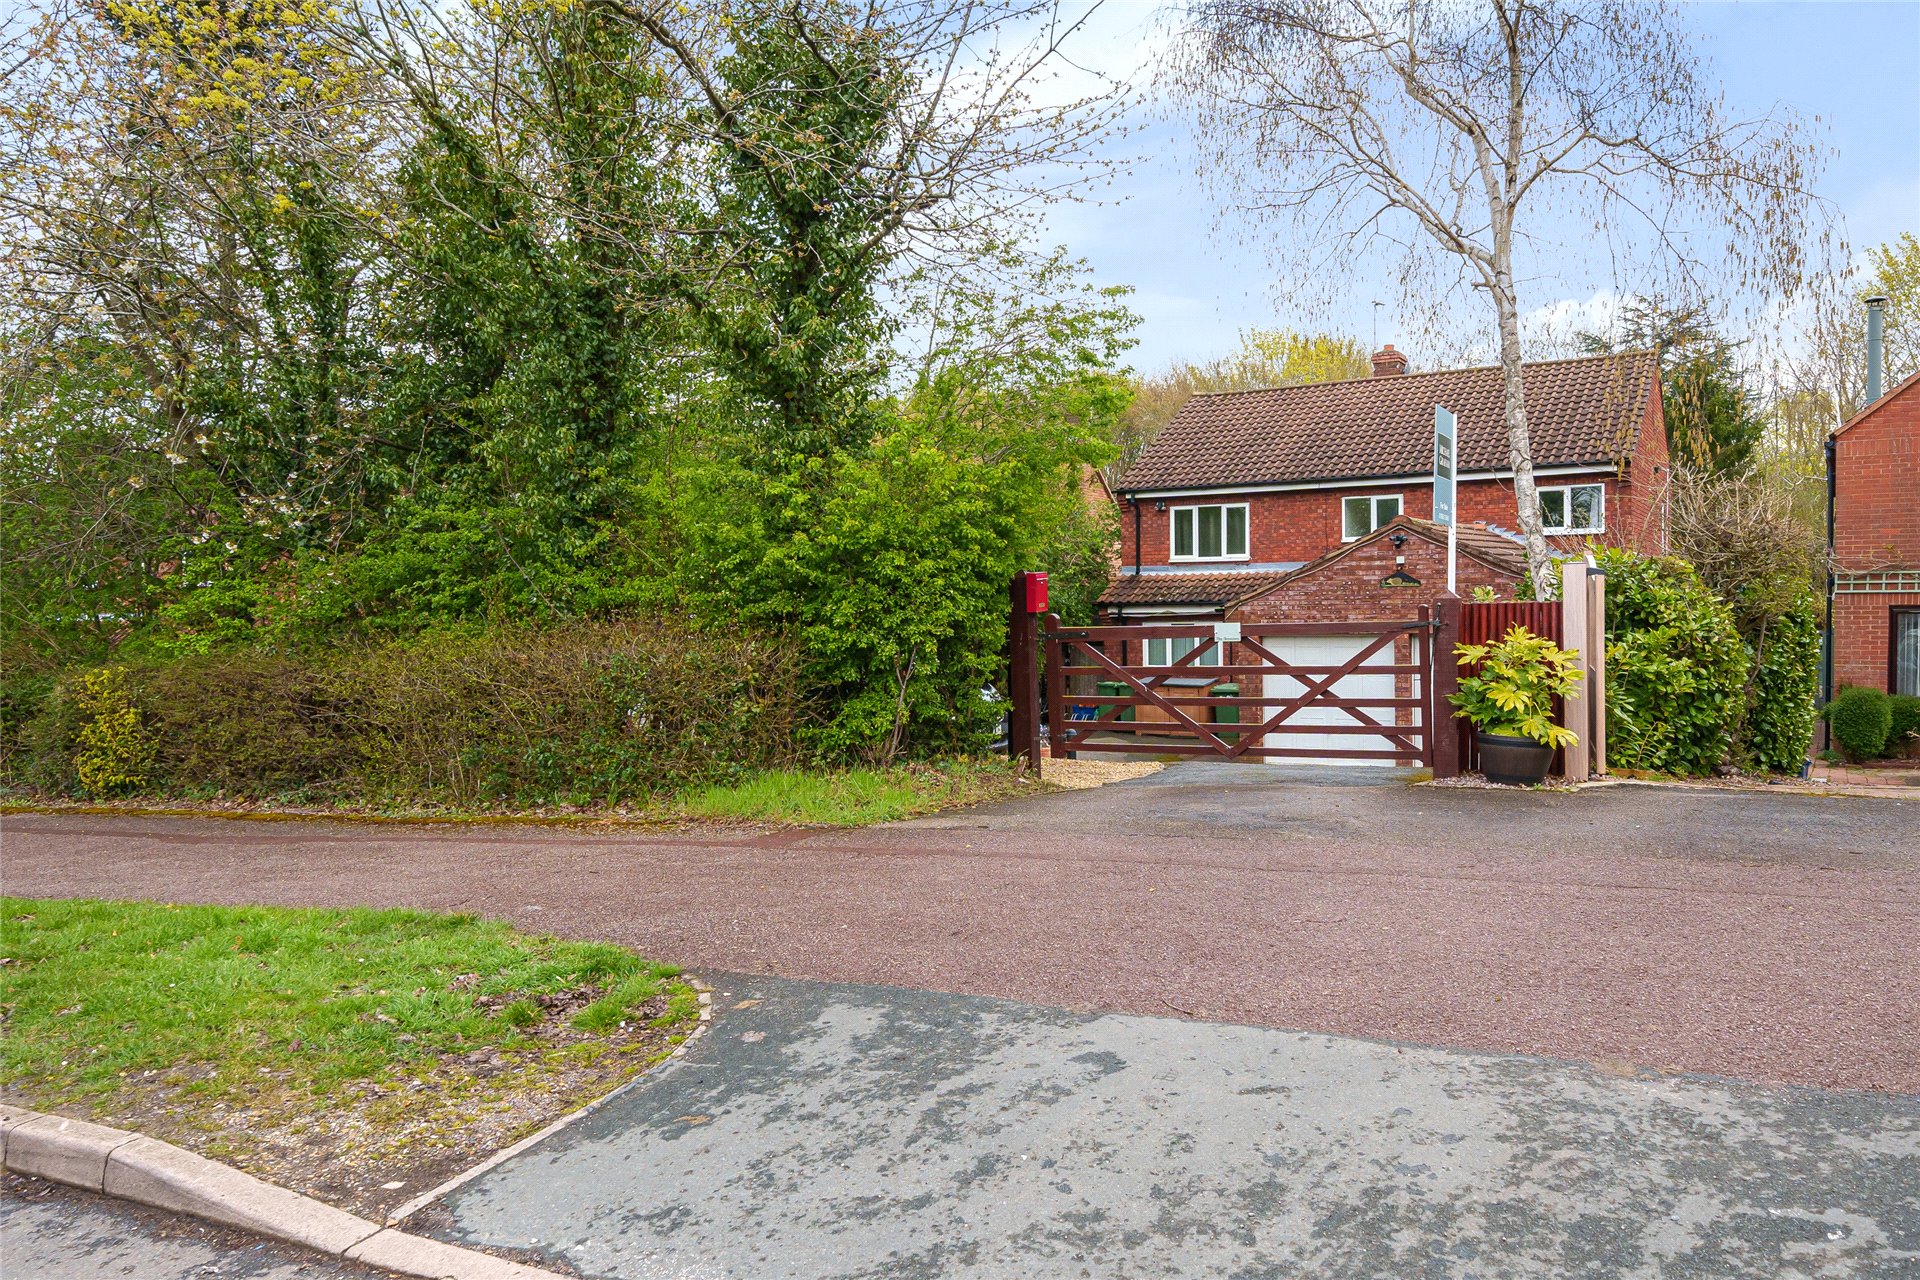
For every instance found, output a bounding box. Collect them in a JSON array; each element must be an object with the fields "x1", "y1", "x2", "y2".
[
  {"x1": 422, "y1": 973, "x2": 1920, "y2": 1280},
  {"x1": 3, "y1": 765, "x2": 1915, "y2": 1092}
]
